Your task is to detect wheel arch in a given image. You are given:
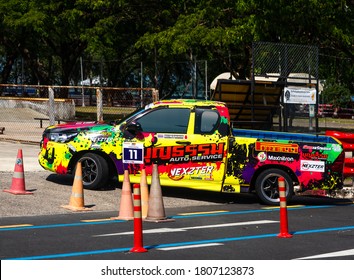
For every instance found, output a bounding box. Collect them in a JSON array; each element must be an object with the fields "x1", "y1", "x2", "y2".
[
  {"x1": 249, "y1": 164, "x2": 299, "y2": 192},
  {"x1": 67, "y1": 150, "x2": 117, "y2": 178}
]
